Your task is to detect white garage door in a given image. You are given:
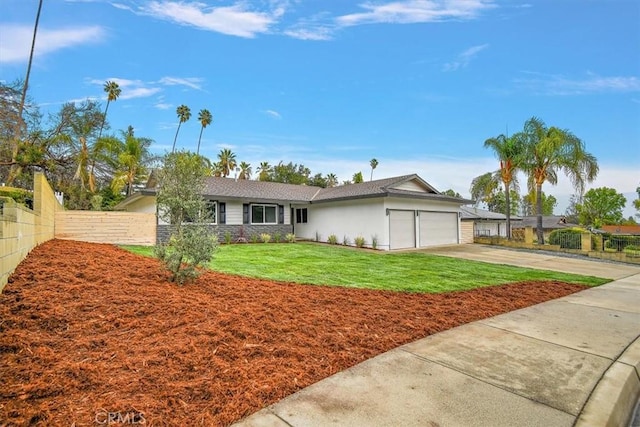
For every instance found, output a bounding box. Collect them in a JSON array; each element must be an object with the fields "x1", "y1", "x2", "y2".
[
  {"x1": 419, "y1": 211, "x2": 459, "y2": 247},
  {"x1": 389, "y1": 210, "x2": 416, "y2": 250}
]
